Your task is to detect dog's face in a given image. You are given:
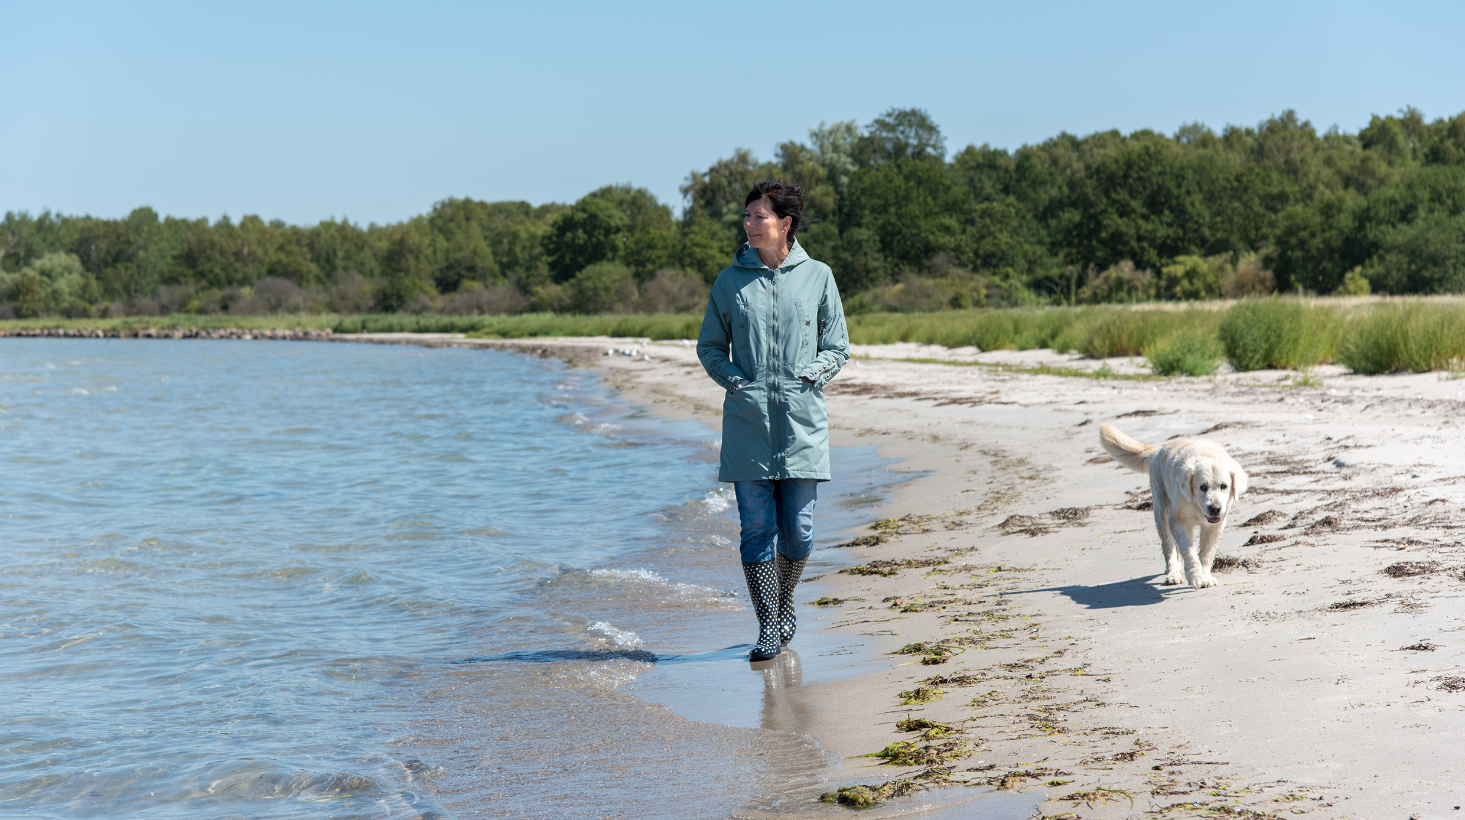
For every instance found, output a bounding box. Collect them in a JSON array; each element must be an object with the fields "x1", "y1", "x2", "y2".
[{"x1": 1191, "y1": 457, "x2": 1248, "y2": 524}]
